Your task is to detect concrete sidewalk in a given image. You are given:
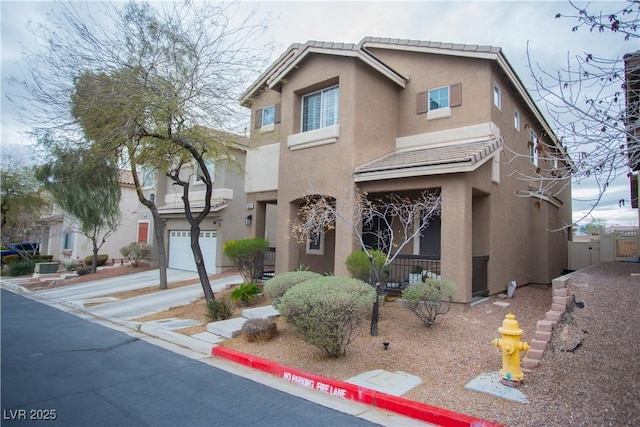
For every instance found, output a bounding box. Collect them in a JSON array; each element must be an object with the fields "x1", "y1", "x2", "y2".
[{"x1": 87, "y1": 275, "x2": 242, "y2": 320}]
